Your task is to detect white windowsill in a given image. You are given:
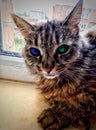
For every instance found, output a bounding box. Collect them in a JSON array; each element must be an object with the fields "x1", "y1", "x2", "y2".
[{"x1": 0, "y1": 55, "x2": 40, "y2": 83}]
